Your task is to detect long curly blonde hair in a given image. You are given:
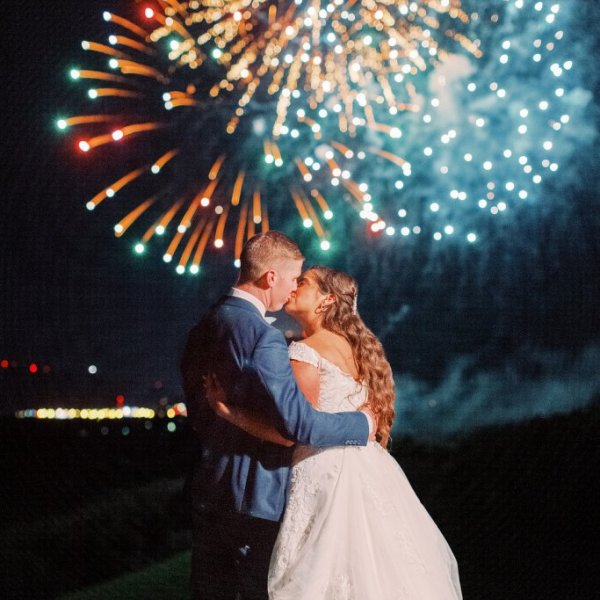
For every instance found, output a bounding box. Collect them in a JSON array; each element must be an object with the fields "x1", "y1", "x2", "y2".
[{"x1": 308, "y1": 266, "x2": 395, "y2": 448}]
